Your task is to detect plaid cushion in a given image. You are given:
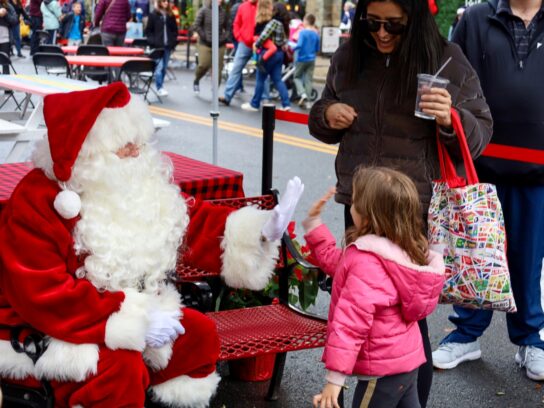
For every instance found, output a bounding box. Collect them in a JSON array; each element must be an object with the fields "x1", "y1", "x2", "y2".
[{"x1": 0, "y1": 152, "x2": 245, "y2": 209}]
